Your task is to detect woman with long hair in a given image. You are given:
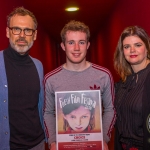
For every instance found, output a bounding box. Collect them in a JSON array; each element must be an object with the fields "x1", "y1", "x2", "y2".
[{"x1": 114, "y1": 26, "x2": 150, "y2": 150}]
